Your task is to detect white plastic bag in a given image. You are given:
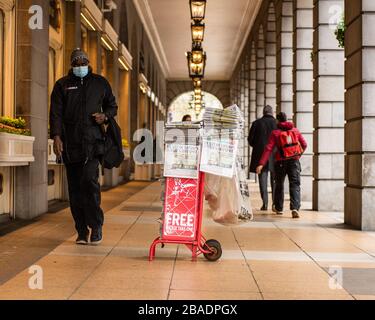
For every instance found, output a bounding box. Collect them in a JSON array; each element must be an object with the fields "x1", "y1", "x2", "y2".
[
  {"x1": 204, "y1": 173, "x2": 222, "y2": 211},
  {"x1": 205, "y1": 159, "x2": 253, "y2": 226}
]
